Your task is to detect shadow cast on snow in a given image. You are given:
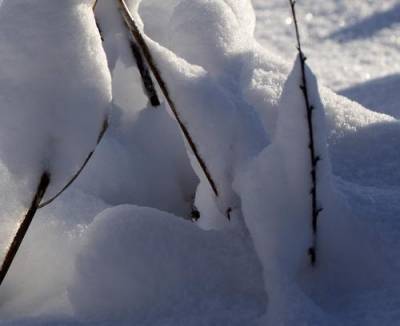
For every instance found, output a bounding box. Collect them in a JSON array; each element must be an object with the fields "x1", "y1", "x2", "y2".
[
  {"x1": 329, "y1": 119, "x2": 400, "y2": 189},
  {"x1": 329, "y1": 3, "x2": 400, "y2": 42},
  {"x1": 339, "y1": 74, "x2": 400, "y2": 119}
]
